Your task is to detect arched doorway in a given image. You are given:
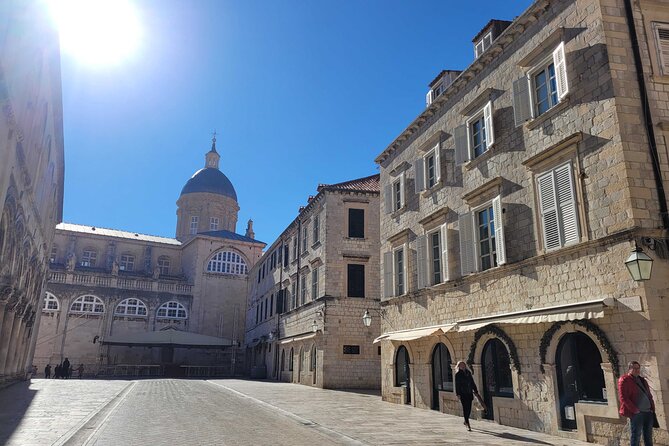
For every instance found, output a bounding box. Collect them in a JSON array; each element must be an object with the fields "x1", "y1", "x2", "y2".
[
  {"x1": 431, "y1": 343, "x2": 453, "y2": 410},
  {"x1": 289, "y1": 347, "x2": 294, "y2": 382},
  {"x1": 310, "y1": 344, "x2": 317, "y2": 385},
  {"x1": 482, "y1": 338, "x2": 513, "y2": 420},
  {"x1": 298, "y1": 347, "x2": 304, "y2": 383},
  {"x1": 556, "y1": 332, "x2": 606, "y2": 430},
  {"x1": 395, "y1": 345, "x2": 411, "y2": 404}
]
